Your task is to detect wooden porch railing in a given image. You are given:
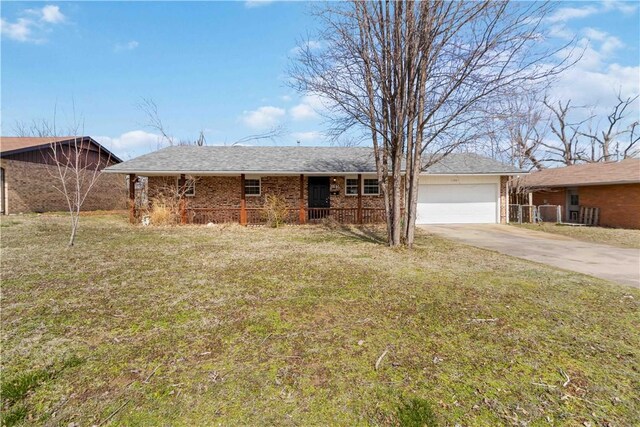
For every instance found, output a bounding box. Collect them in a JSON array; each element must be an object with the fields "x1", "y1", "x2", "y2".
[{"x1": 186, "y1": 207, "x2": 387, "y2": 225}]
